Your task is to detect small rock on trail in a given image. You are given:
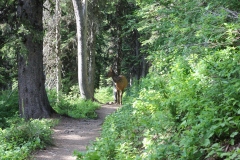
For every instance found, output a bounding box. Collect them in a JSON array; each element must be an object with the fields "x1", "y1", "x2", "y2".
[{"x1": 33, "y1": 104, "x2": 118, "y2": 160}]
